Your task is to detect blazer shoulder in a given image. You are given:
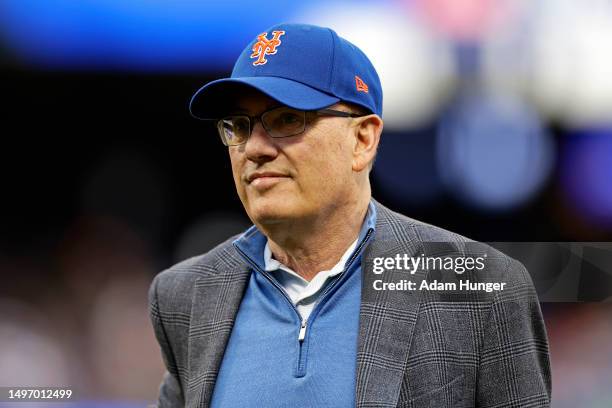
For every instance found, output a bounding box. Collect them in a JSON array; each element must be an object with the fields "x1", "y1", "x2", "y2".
[
  {"x1": 149, "y1": 233, "x2": 243, "y2": 310},
  {"x1": 374, "y1": 200, "x2": 473, "y2": 247},
  {"x1": 374, "y1": 200, "x2": 533, "y2": 288}
]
